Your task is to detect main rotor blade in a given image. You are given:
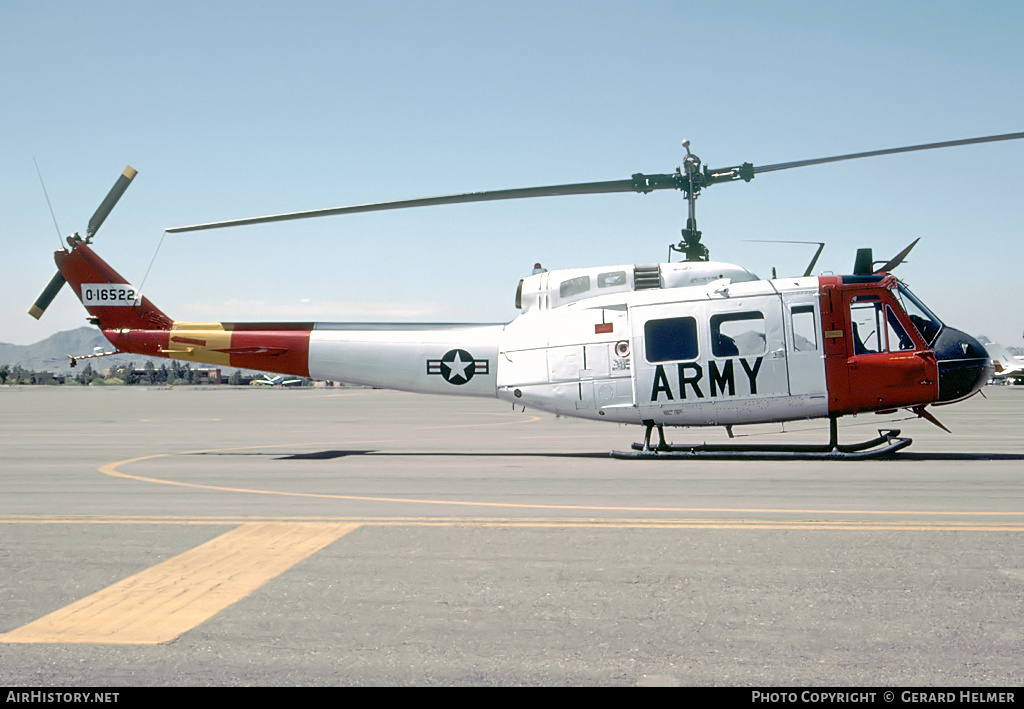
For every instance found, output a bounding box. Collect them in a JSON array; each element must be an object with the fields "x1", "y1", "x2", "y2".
[
  {"x1": 28, "y1": 270, "x2": 67, "y2": 319},
  {"x1": 744, "y1": 240, "x2": 825, "y2": 277},
  {"x1": 166, "y1": 131, "x2": 1024, "y2": 235},
  {"x1": 166, "y1": 177, "x2": 650, "y2": 233},
  {"x1": 875, "y1": 237, "x2": 920, "y2": 273},
  {"x1": 751, "y1": 132, "x2": 1024, "y2": 175},
  {"x1": 86, "y1": 165, "x2": 137, "y2": 239}
]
